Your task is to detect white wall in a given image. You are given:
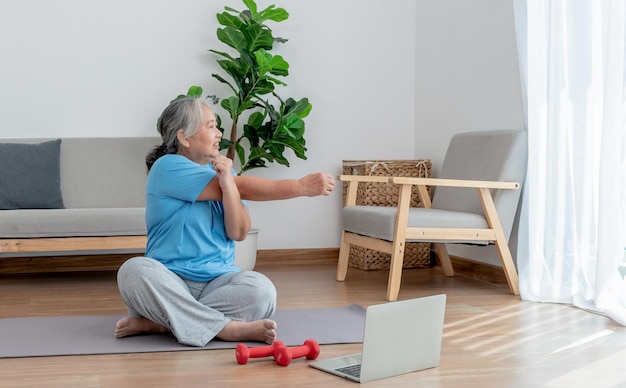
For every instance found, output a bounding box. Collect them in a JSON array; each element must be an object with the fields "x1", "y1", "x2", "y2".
[
  {"x1": 0, "y1": 1, "x2": 212, "y2": 138},
  {"x1": 0, "y1": 0, "x2": 523, "y2": 265},
  {"x1": 414, "y1": 0, "x2": 523, "y2": 172},
  {"x1": 414, "y1": 0, "x2": 525, "y2": 265}
]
